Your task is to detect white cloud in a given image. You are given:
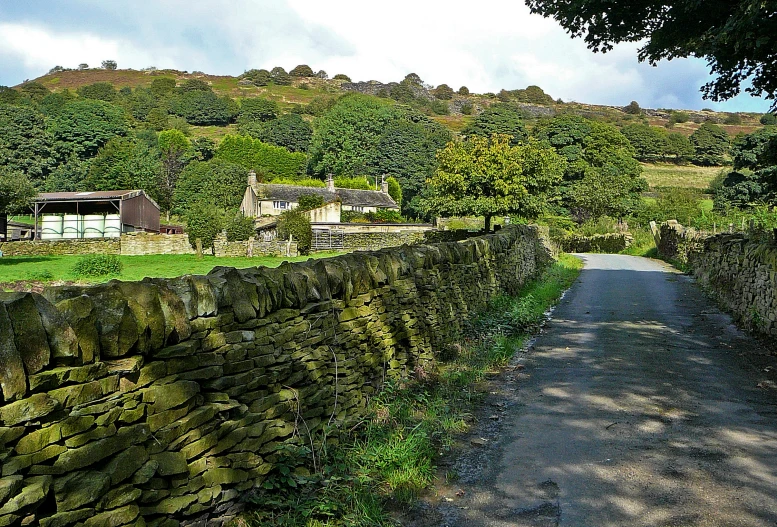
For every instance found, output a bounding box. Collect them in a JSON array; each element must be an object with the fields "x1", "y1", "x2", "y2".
[{"x1": 0, "y1": 22, "x2": 178, "y2": 72}]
